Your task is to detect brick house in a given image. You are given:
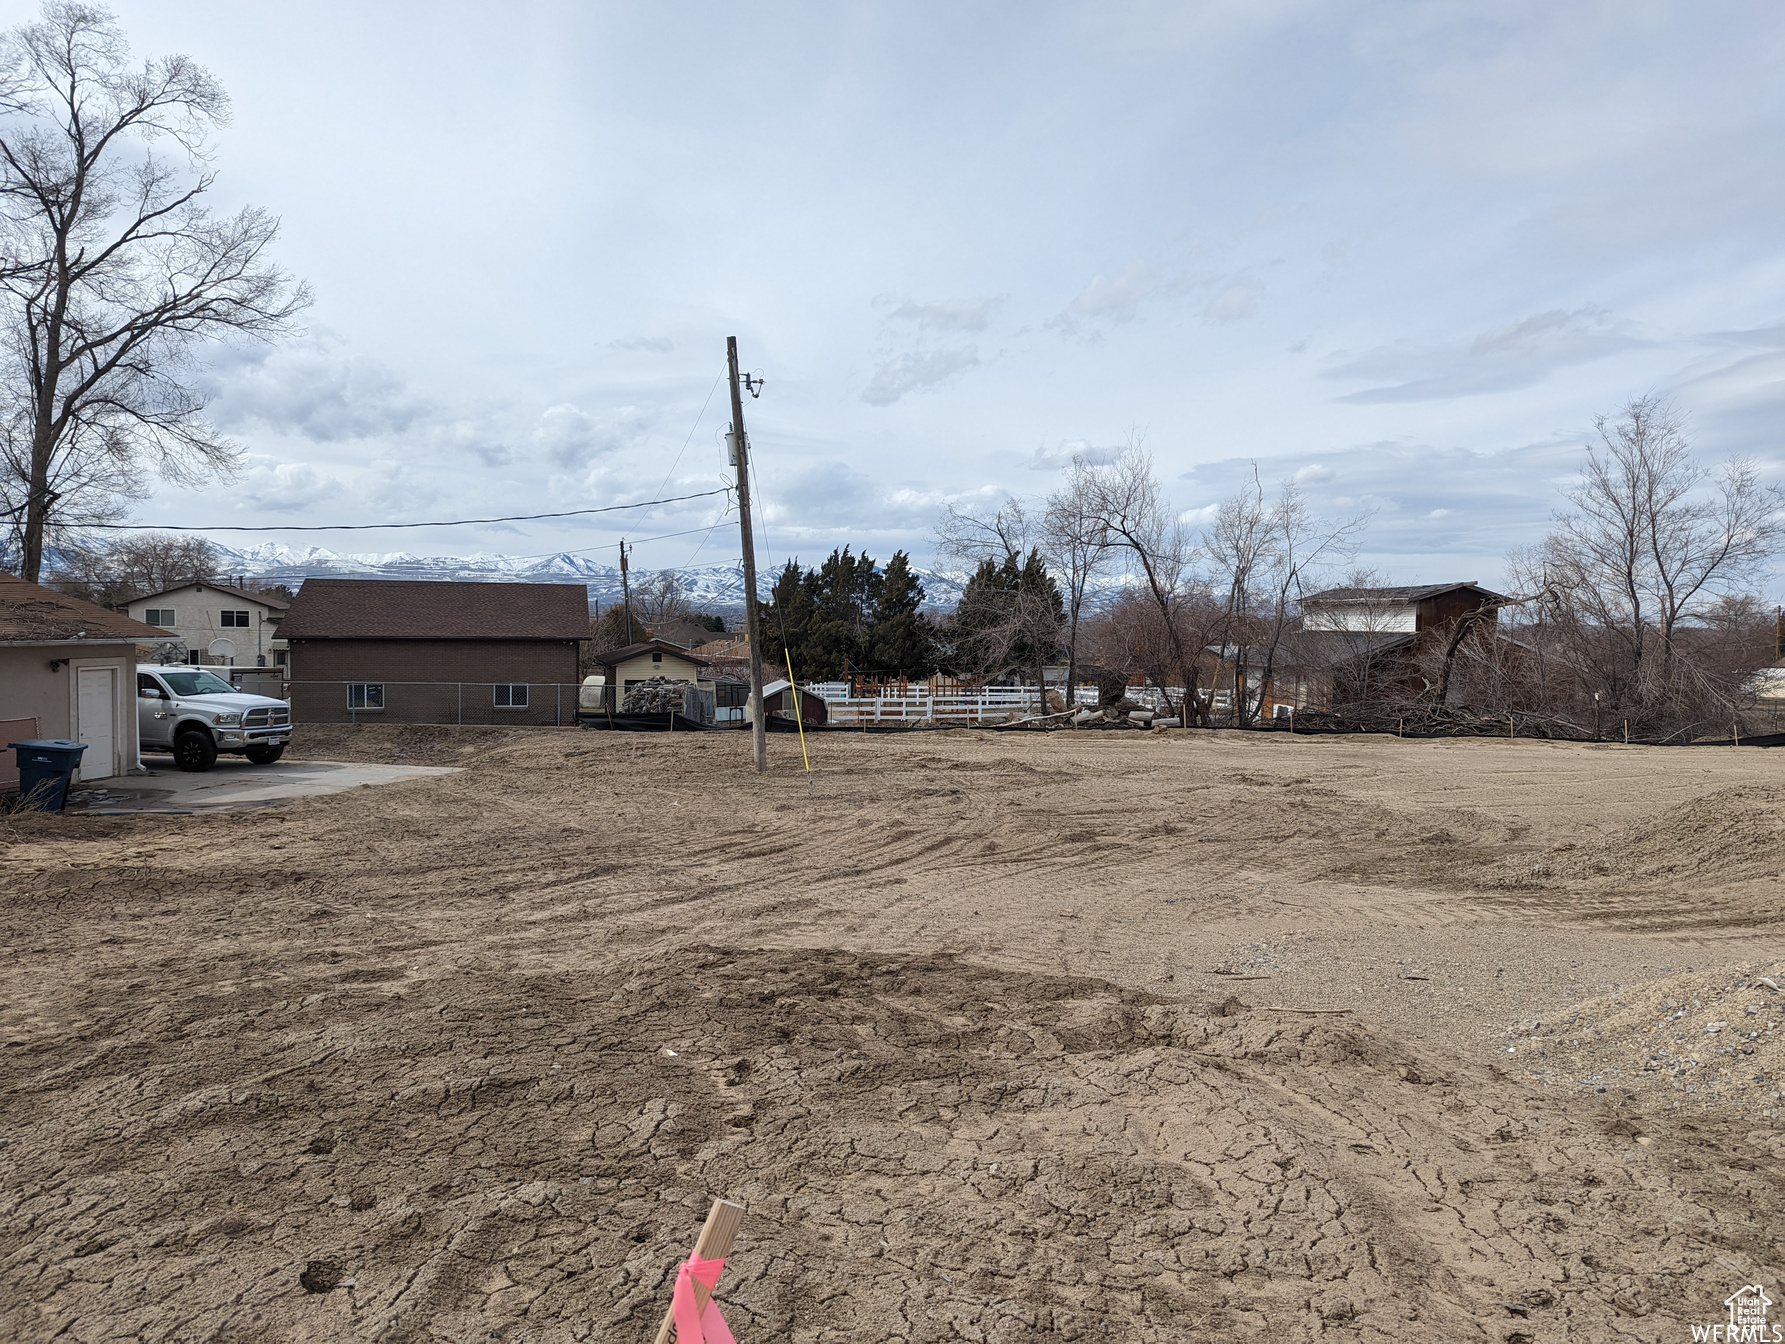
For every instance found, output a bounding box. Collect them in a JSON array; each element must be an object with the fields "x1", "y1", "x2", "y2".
[{"x1": 279, "y1": 579, "x2": 590, "y2": 725}]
